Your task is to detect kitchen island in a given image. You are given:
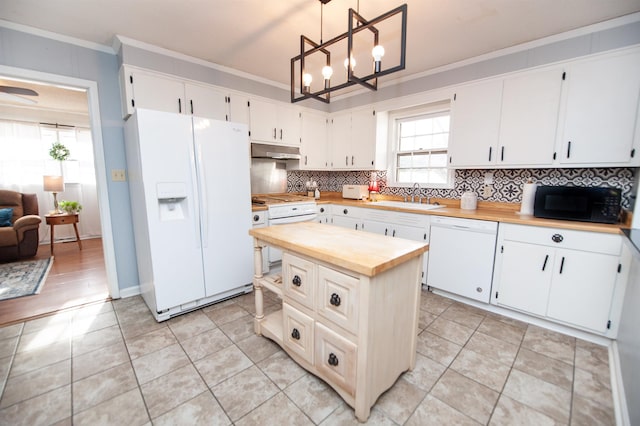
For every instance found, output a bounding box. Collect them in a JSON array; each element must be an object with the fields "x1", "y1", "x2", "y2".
[{"x1": 249, "y1": 222, "x2": 428, "y2": 422}]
